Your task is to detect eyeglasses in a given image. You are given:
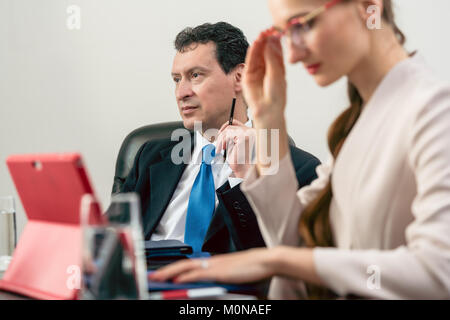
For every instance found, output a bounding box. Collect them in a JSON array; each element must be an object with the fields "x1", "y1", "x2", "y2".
[{"x1": 268, "y1": 0, "x2": 343, "y2": 49}]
